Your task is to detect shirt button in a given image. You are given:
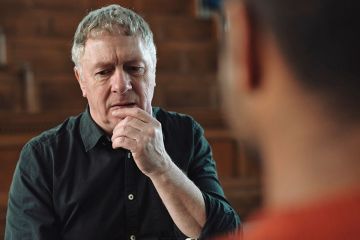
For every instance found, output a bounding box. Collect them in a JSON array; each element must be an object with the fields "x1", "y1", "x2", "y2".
[
  {"x1": 127, "y1": 152, "x2": 131, "y2": 159},
  {"x1": 130, "y1": 235, "x2": 136, "y2": 240},
  {"x1": 128, "y1": 194, "x2": 134, "y2": 200}
]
